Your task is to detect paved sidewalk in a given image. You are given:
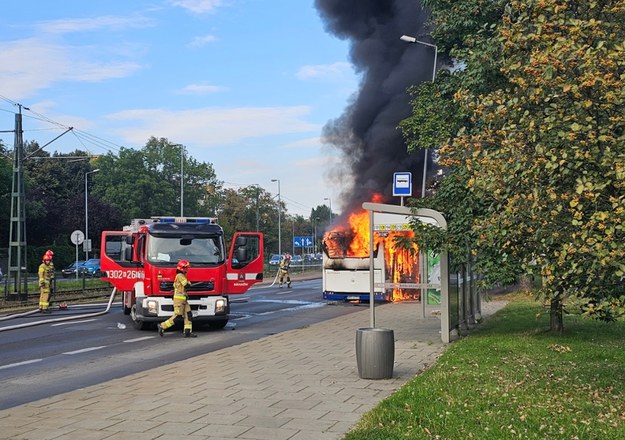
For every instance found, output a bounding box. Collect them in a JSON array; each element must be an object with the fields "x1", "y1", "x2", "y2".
[{"x1": 0, "y1": 299, "x2": 507, "y2": 440}]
